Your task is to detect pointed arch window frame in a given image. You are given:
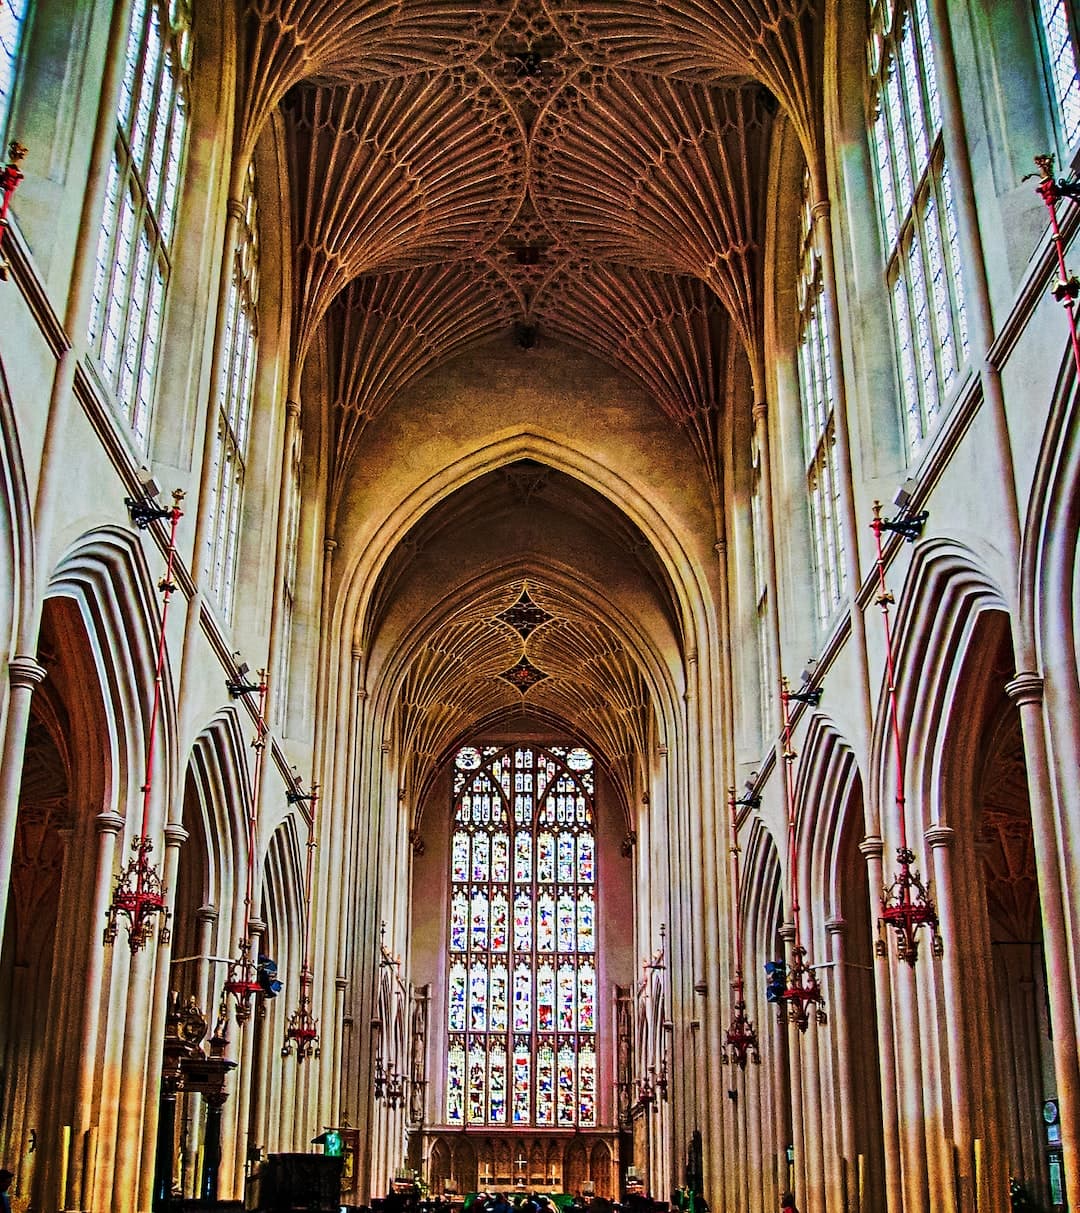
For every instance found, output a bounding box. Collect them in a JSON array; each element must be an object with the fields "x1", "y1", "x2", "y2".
[{"x1": 446, "y1": 742, "x2": 598, "y2": 1130}]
